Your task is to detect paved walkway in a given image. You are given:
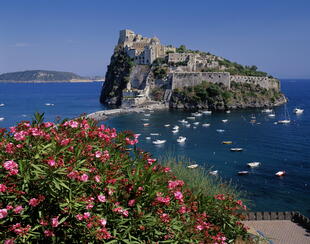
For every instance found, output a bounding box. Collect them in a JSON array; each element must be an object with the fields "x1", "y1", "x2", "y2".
[{"x1": 243, "y1": 220, "x2": 310, "y2": 244}]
